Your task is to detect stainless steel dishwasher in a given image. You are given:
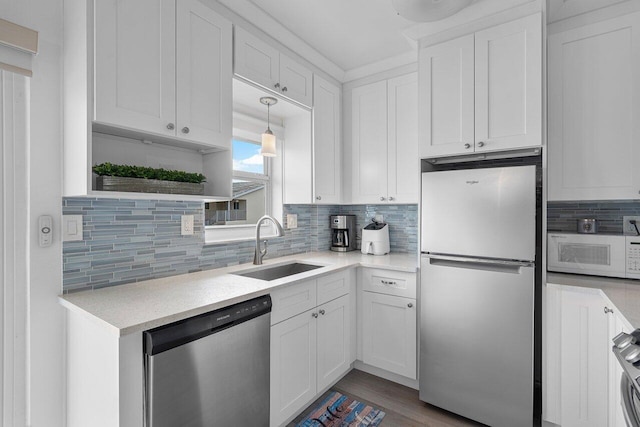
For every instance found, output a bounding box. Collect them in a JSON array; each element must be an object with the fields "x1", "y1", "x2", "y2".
[{"x1": 143, "y1": 295, "x2": 272, "y2": 427}]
